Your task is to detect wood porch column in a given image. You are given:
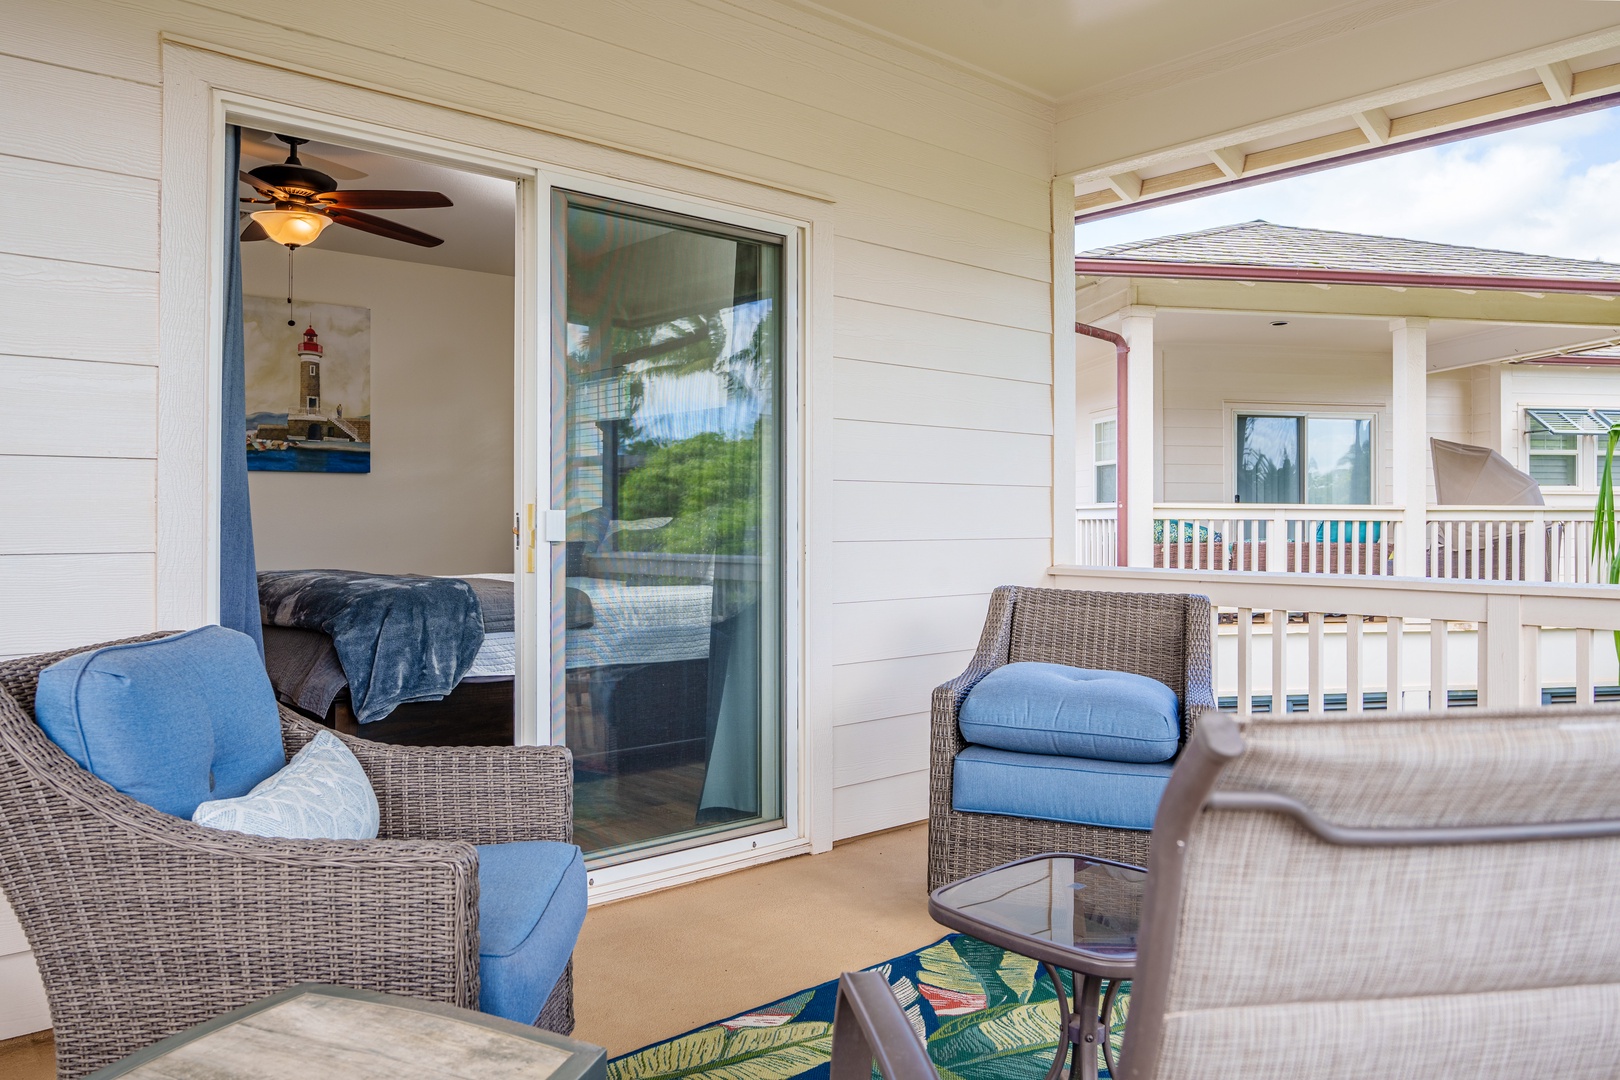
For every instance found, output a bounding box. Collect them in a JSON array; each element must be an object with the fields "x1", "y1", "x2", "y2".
[
  {"x1": 1391, "y1": 318, "x2": 1429, "y2": 577},
  {"x1": 1120, "y1": 307, "x2": 1156, "y2": 567}
]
